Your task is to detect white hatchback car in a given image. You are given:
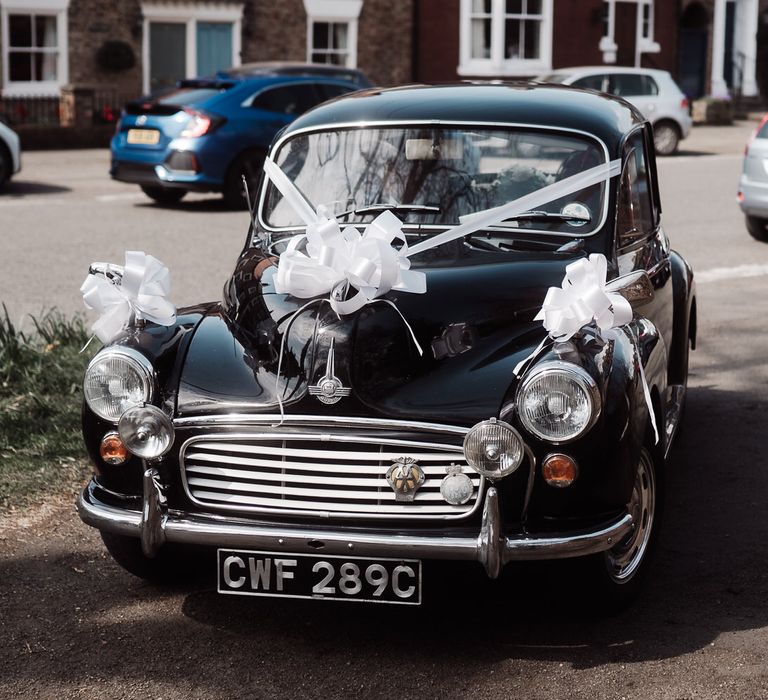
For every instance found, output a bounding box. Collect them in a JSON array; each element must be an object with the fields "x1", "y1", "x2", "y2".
[
  {"x1": 538, "y1": 66, "x2": 693, "y2": 156},
  {"x1": 738, "y1": 114, "x2": 768, "y2": 241},
  {"x1": 0, "y1": 119, "x2": 21, "y2": 189}
]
